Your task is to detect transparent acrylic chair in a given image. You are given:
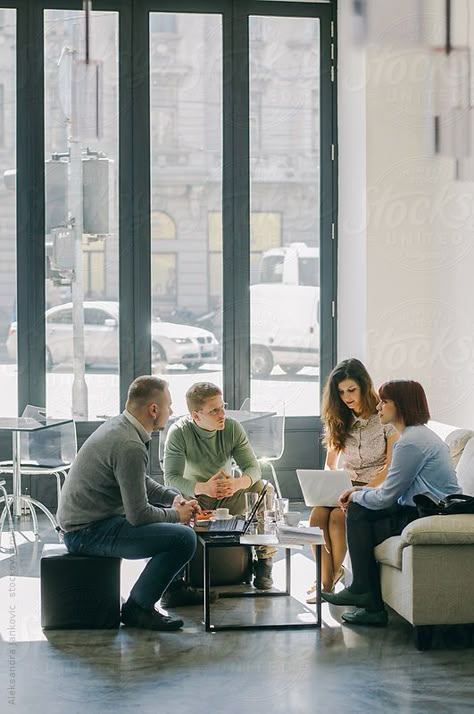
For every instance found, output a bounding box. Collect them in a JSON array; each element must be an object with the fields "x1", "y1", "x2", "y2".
[
  {"x1": 237, "y1": 398, "x2": 285, "y2": 498},
  {"x1": 0, "y1": 405, "x2": 77, "y2": 537}
]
